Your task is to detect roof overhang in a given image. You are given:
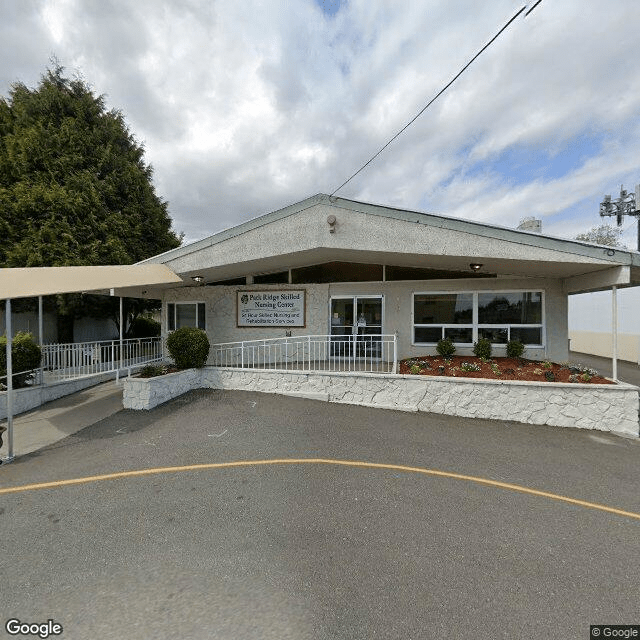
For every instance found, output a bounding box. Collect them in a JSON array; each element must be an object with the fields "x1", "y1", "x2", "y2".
[
  {"x1": 0, "y1": 265, "x2": 183, "y2": 299},
  {"x1": 153, "y1": 247, "x2": 640, "y2": 292},
  {"x1": 136, "y1": 194, "x2": 640, "y2": 294}
]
